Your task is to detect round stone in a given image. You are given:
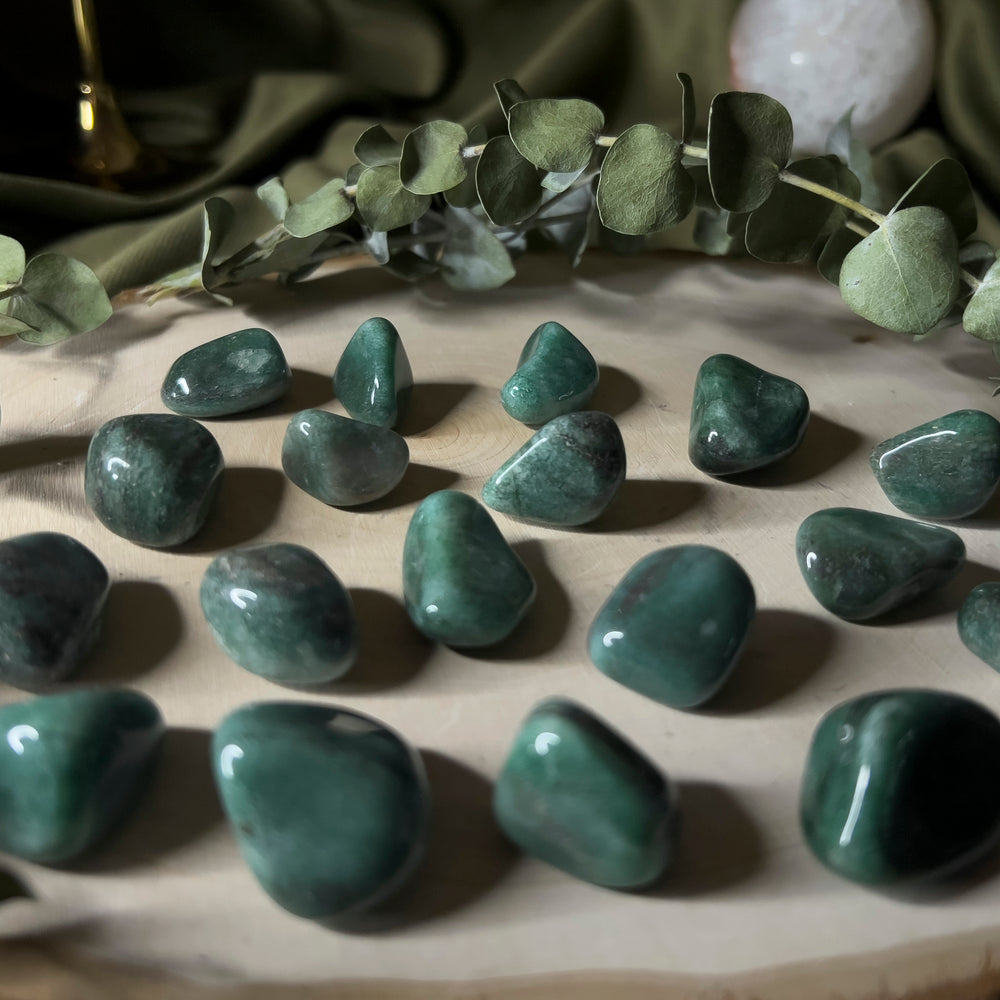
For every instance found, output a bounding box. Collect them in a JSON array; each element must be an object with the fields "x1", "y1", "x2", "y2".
[
  {"x1": 333, "y1": 317, "x2": 413, "y2": 429},
  {"x1": 958, "y1": 582, "x2": 1000, "y2": 672}
]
